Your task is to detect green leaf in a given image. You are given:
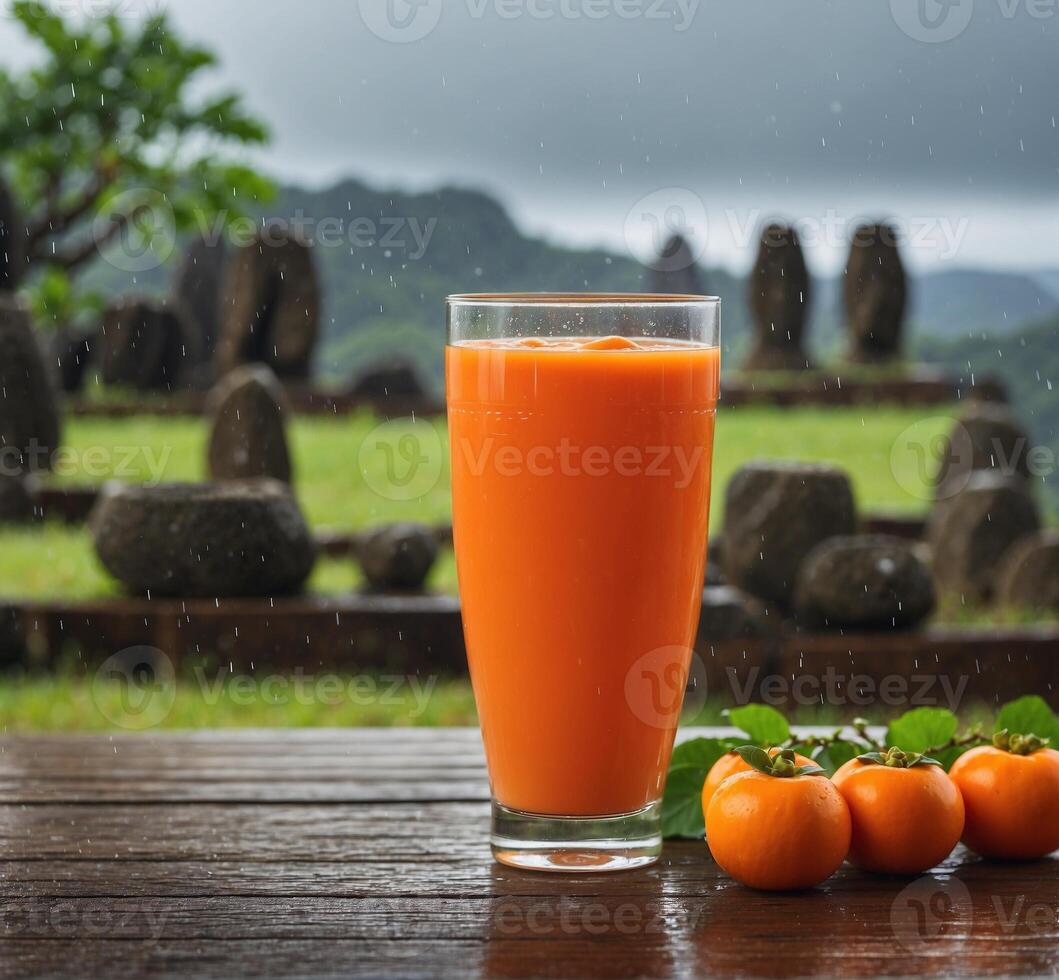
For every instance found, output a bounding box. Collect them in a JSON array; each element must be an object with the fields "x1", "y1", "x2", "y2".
[
  {"x1": 661, "y1": 766, "x2": 711, "y2": 839},
  {"x1": 661, "y1": 738, "x2": 730, "y2": 839},
  {"x1": 856, "y1": 747, "x2": 944, "y2": 769},
  {"x1": 996, "y1": 696, "x2": 1059, "y2": 745},
  {"x1": 734, "y1": 744, "x2": 774, "y2": 773},
  {"x1": 669, "y1": 736, "x2": 735, "y2": 770},
  {"x1": 887, "y1": 707, "x2": 958, "y2": 754},
  {"x1": 812, "y1": 740, "x2": 860, "y2": 775},
  {"x1": 933, "y1": 745, "x2": 970, "y2": 771},
  {"x1": 725, "y1": 704, "x2": 790, "y2": 747}
]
